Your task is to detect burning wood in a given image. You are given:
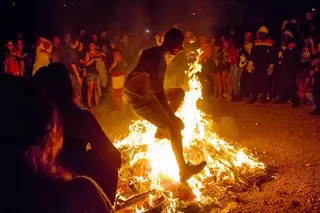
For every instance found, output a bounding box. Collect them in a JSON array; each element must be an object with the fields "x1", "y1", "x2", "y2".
[{"x1": 114, "y1": 49, "x2": 272, "y2": 212}]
